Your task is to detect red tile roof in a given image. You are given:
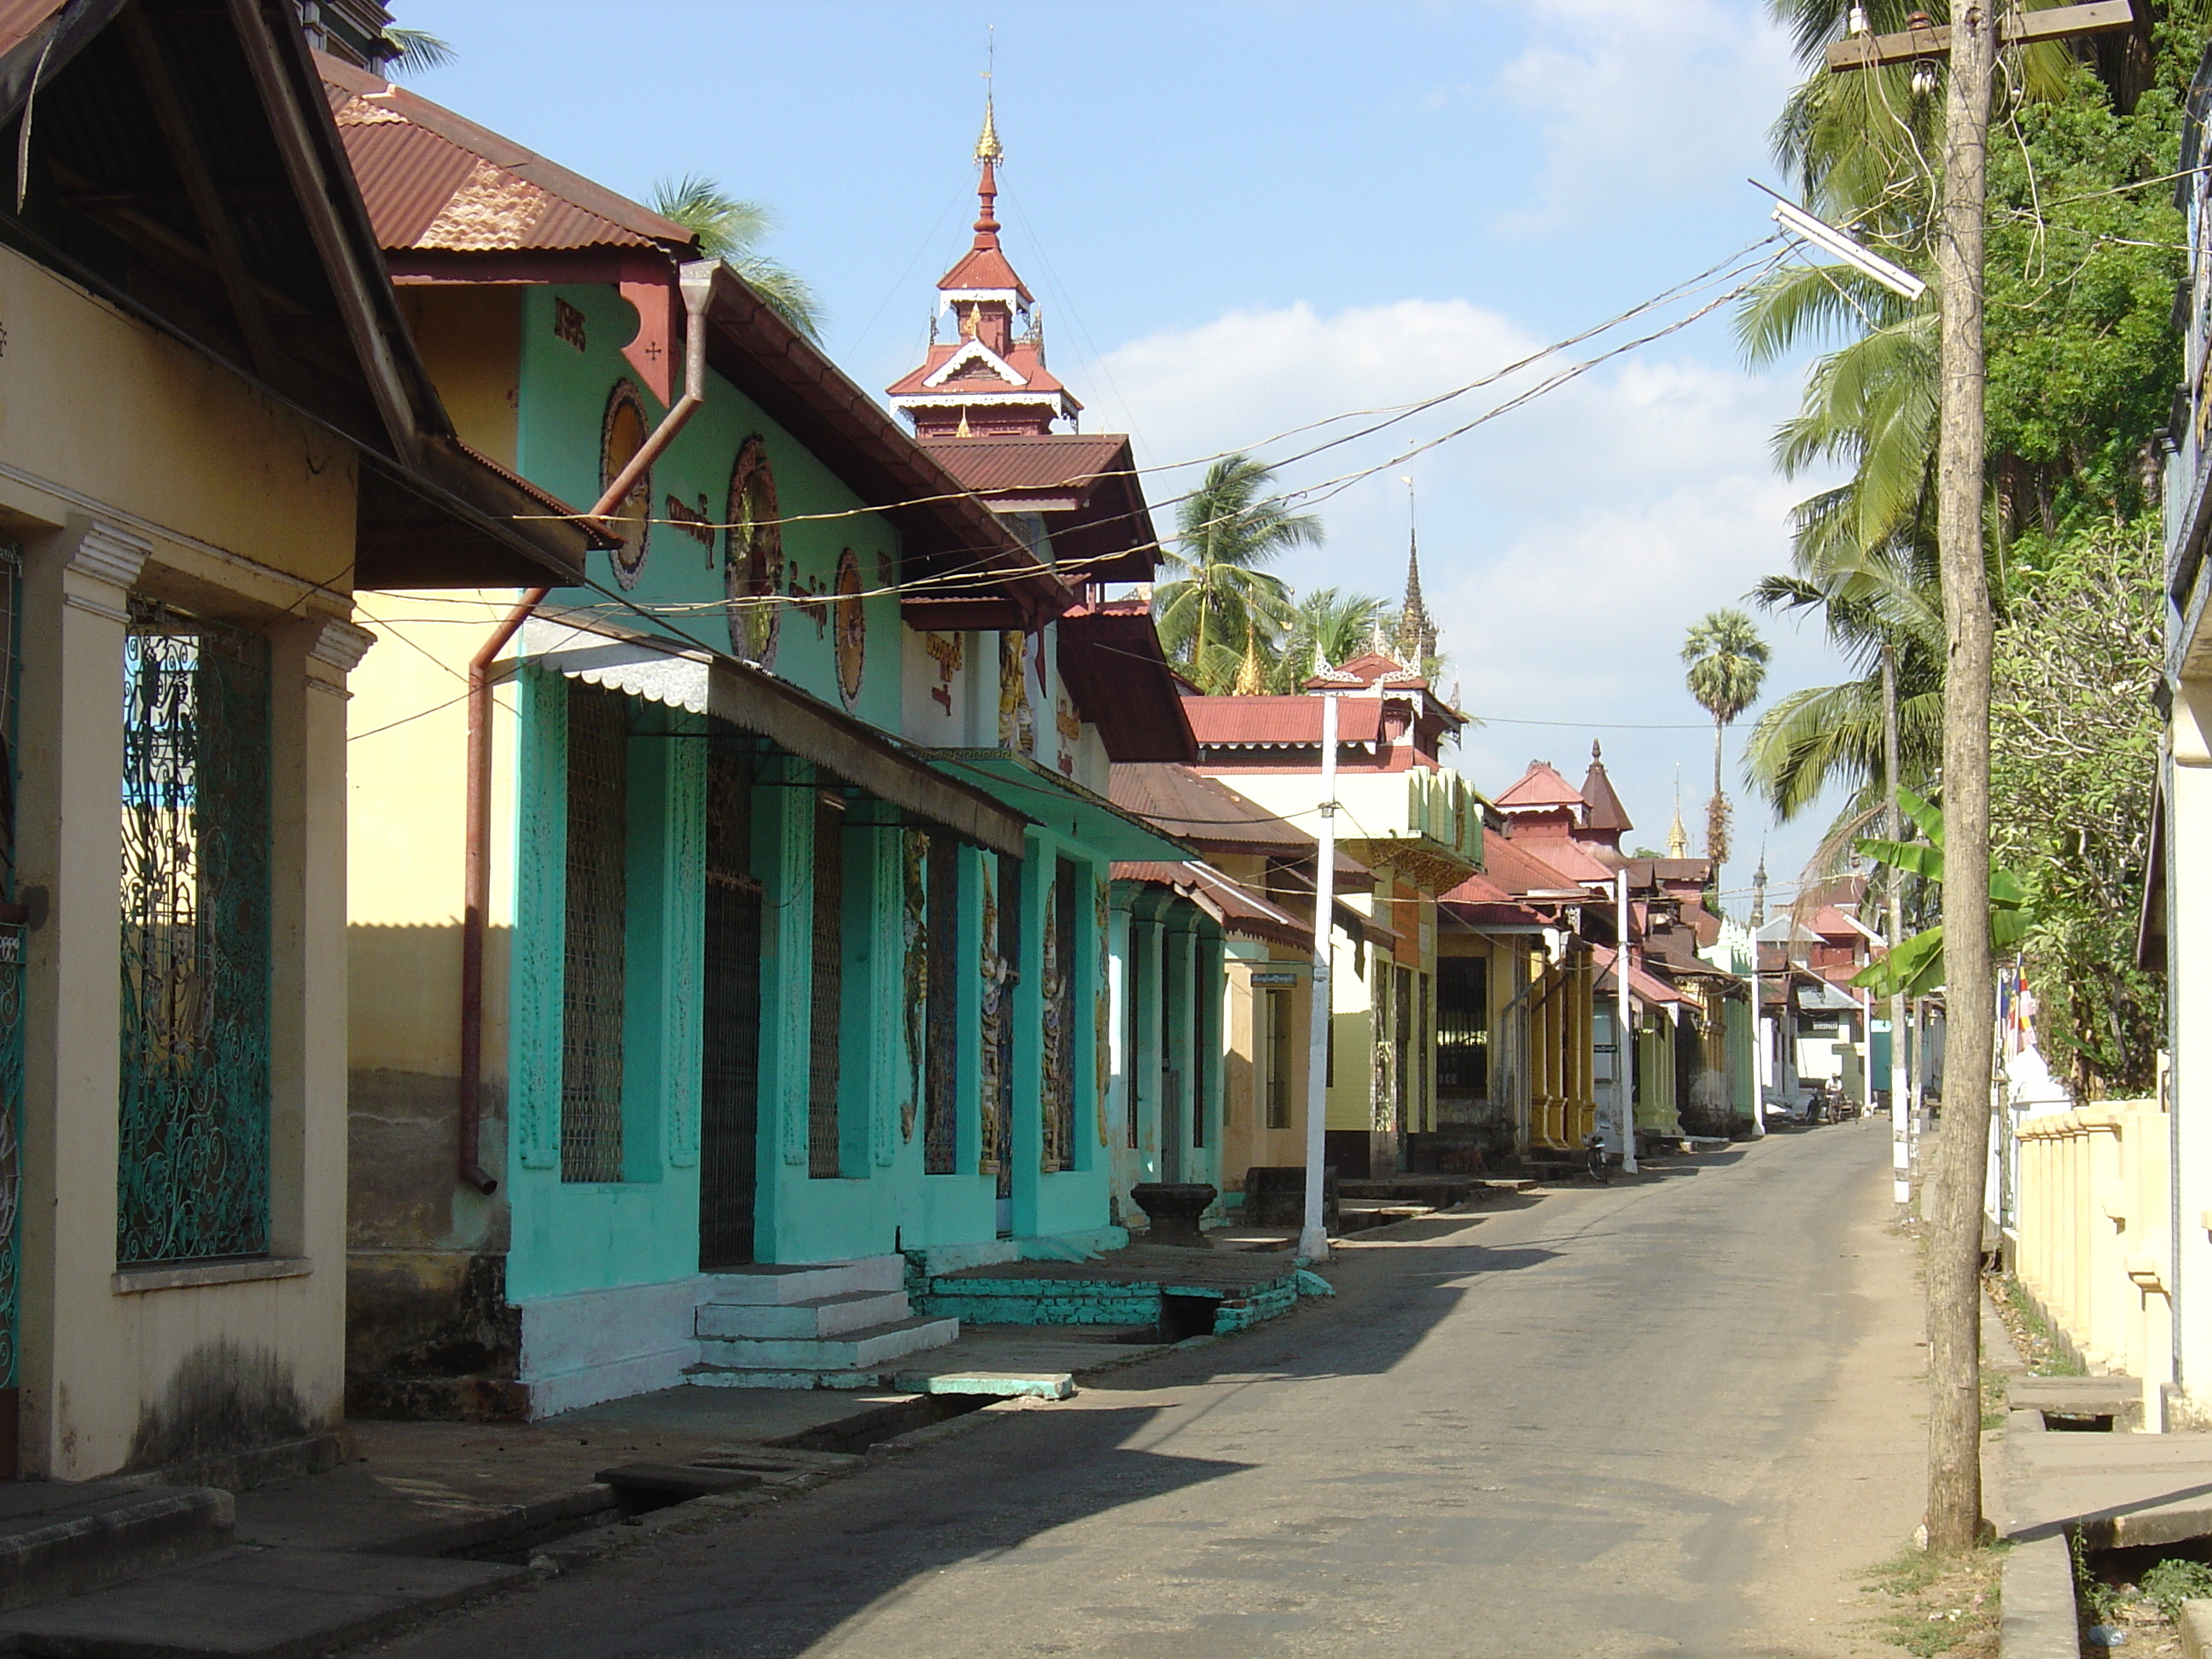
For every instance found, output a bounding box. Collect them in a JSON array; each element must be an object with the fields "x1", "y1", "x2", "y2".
[
  {"x1": 1320, "y1": 651, "x2": 1429, "y2": 689},
  {"x1": 1493, "y1": 760, "x2": 1586, "y2": 812},
  {"x1": 1185, "y1": 697, "x2": 1385, "y2": 748},
  {"x1": 319, "y1": 56, "x2": 691, "y2": 253},
  {"x1": 1480, "y1": 830, "x2": 1595, "y2": 899},
  {"x1": 885, "y1": 341, "x2": 1072, "y2": 402},
  {"x1": 1579, "y1": 748, "x2": 1633, "y2": 834},
  {"x1": 1510, "y1": 835, "x2": 1616, "y2": 887},
  {"x1": 940, "y1": 242, "x2": 1031, "y2": 298}
]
